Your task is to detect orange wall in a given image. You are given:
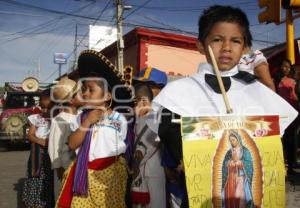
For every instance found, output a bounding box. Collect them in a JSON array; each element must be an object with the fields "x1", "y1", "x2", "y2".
[{"x1": 146, "y1": 43, "x2": 206, "y2": 76}]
